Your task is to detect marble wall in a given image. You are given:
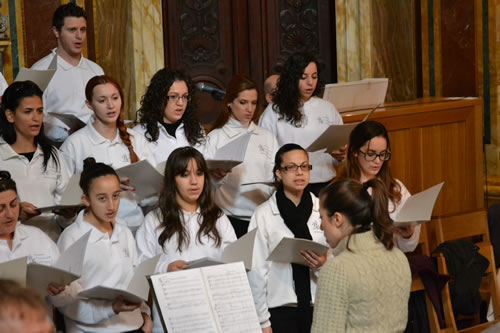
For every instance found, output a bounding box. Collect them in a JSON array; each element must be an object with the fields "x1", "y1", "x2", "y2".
[{"x1": 335, "y1": 0, "x2": 416, "y2": 101}]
